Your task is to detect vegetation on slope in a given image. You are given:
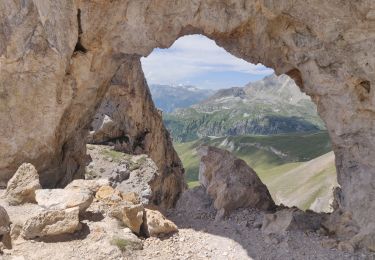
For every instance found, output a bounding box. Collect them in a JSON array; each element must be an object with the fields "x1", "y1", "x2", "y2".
[
  {"x1": 164, "y1": 74, "x2": 325, "y2": 142},
  {"x1": 174, "y1": 131, "x2": 337, "y2": 211}
]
